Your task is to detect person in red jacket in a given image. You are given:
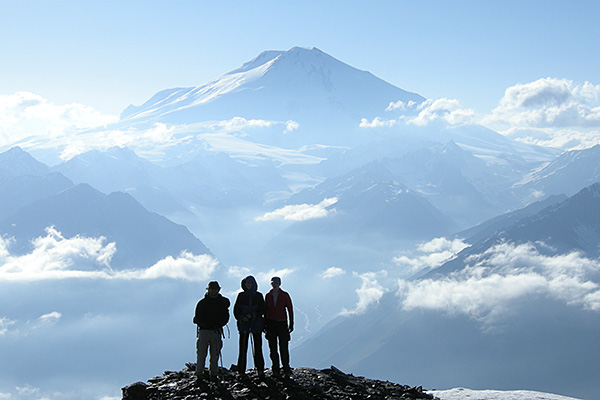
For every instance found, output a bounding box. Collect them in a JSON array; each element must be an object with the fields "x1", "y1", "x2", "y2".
[{"x1": 264, "y1": 276, "x2": 294, "y2": 378}]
